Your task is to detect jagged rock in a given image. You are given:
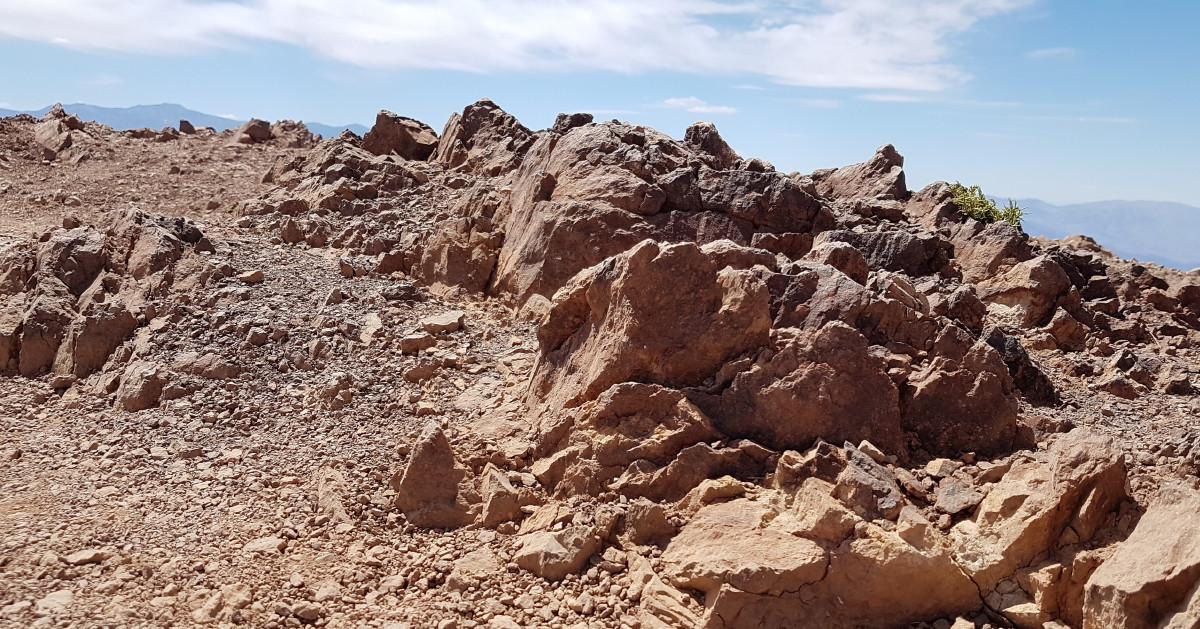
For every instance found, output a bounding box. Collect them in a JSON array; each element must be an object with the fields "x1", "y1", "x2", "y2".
[
  {"x1": 814, "y1": 144, "x2": 908, "y2": 201},
  {"x1": 804, "y1": 241, "x2": 869, "y2": 284},
  {"x1": 550, "y1": 112, "x2": 593, "y2": 134},
  {"x1": 492, "y1": 119, "x2": 829, "y2": 304},
  {"x1": 413, "y1": 218, "x2": 502, "y2": 294},
  {"x1": 115, "y1": 360, "x2": 168, "y2": 411},
  {"x1": 684, "y1": 122, "x2": 741, "y2": 170},
  {"x1": 977, "y1": 255, "x2": 1071, "y2": 327},
  {"x1": 33, "y1": 118, "x2": 74, "y2": 159},
  {"x1": 532, "y1": 383, "x2": 724, "y2": 498},
  {"x1": 362, "y1": 110, "x2": 438, "y2": 160},
  {"x1": 695, "y1": 322, "x2": 907, "y2": 456},
  {"x1": 514, "y1": 508, "x2": 617, "y2": 580},
  {"x1": 1083, "y1": 483, "x2": 1200, "y2": 629},
  {"x1": 818, "y1": 227, "x2": 951, "y2": 277},
  {"x1": 433, "y1": 99, "x2": 533, "y2": 176},
  {"x1": 901, "y1": 335, "x2": 1030, "y2": 456},
  {"x1": 389, "y1": 421, "x2": 477, "y2": 528},
  {"x1": 477, "y1": 464, "x2": 522, "y2": 527},
  {"x1": 52, "y1": 299, "x2": 138, "y2": 378}
]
